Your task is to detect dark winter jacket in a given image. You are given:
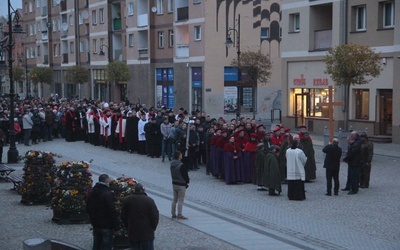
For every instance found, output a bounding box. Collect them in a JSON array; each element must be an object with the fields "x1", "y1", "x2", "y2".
[
  {"x1": 121, "y1": 193, "x2": 159, "y2": 242},
  {"x1": 170, "y1": 160, "x2": 189, "y2": 187},
  {"x1": 322, "y1": 144, "x2": 342, "y2": 170},
  {"x1": 86, "y1": 182, "x2": 118, "y2": 230}
]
